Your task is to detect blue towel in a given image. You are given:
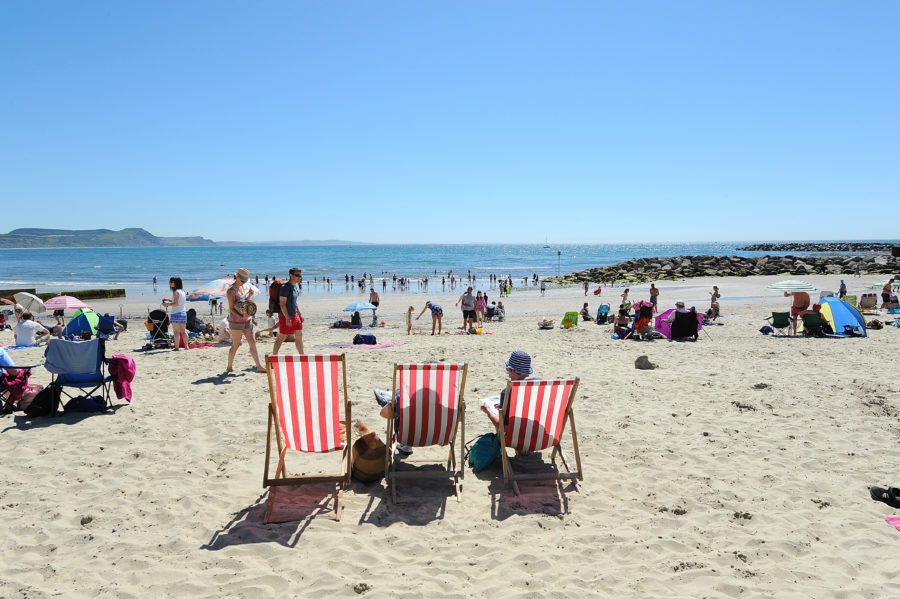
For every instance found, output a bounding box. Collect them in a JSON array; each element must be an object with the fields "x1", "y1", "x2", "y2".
[{"x1": 44, "y1": 338, "x2": 101, "y2": 375}]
